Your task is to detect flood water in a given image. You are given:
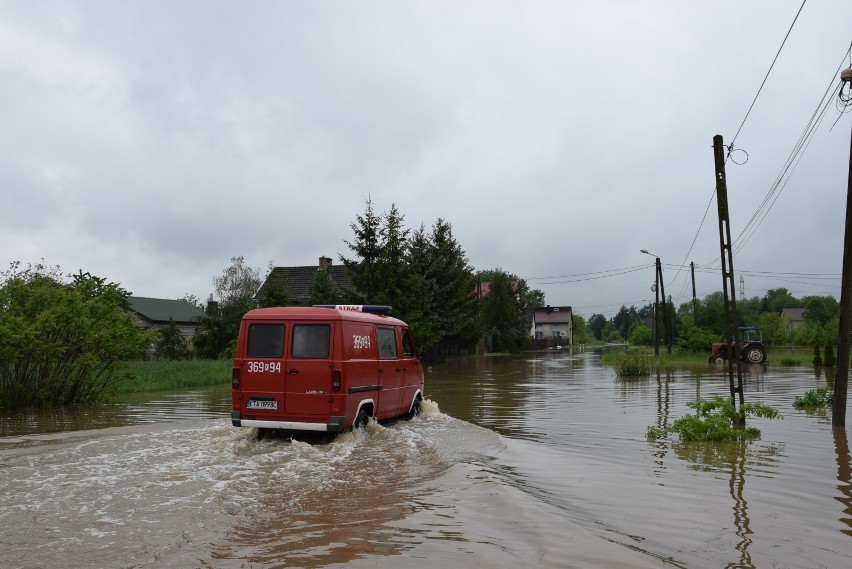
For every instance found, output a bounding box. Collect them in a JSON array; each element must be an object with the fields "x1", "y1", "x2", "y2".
[{"x1": 2, "y1": 352, "x2": 851, "y2": 568}]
